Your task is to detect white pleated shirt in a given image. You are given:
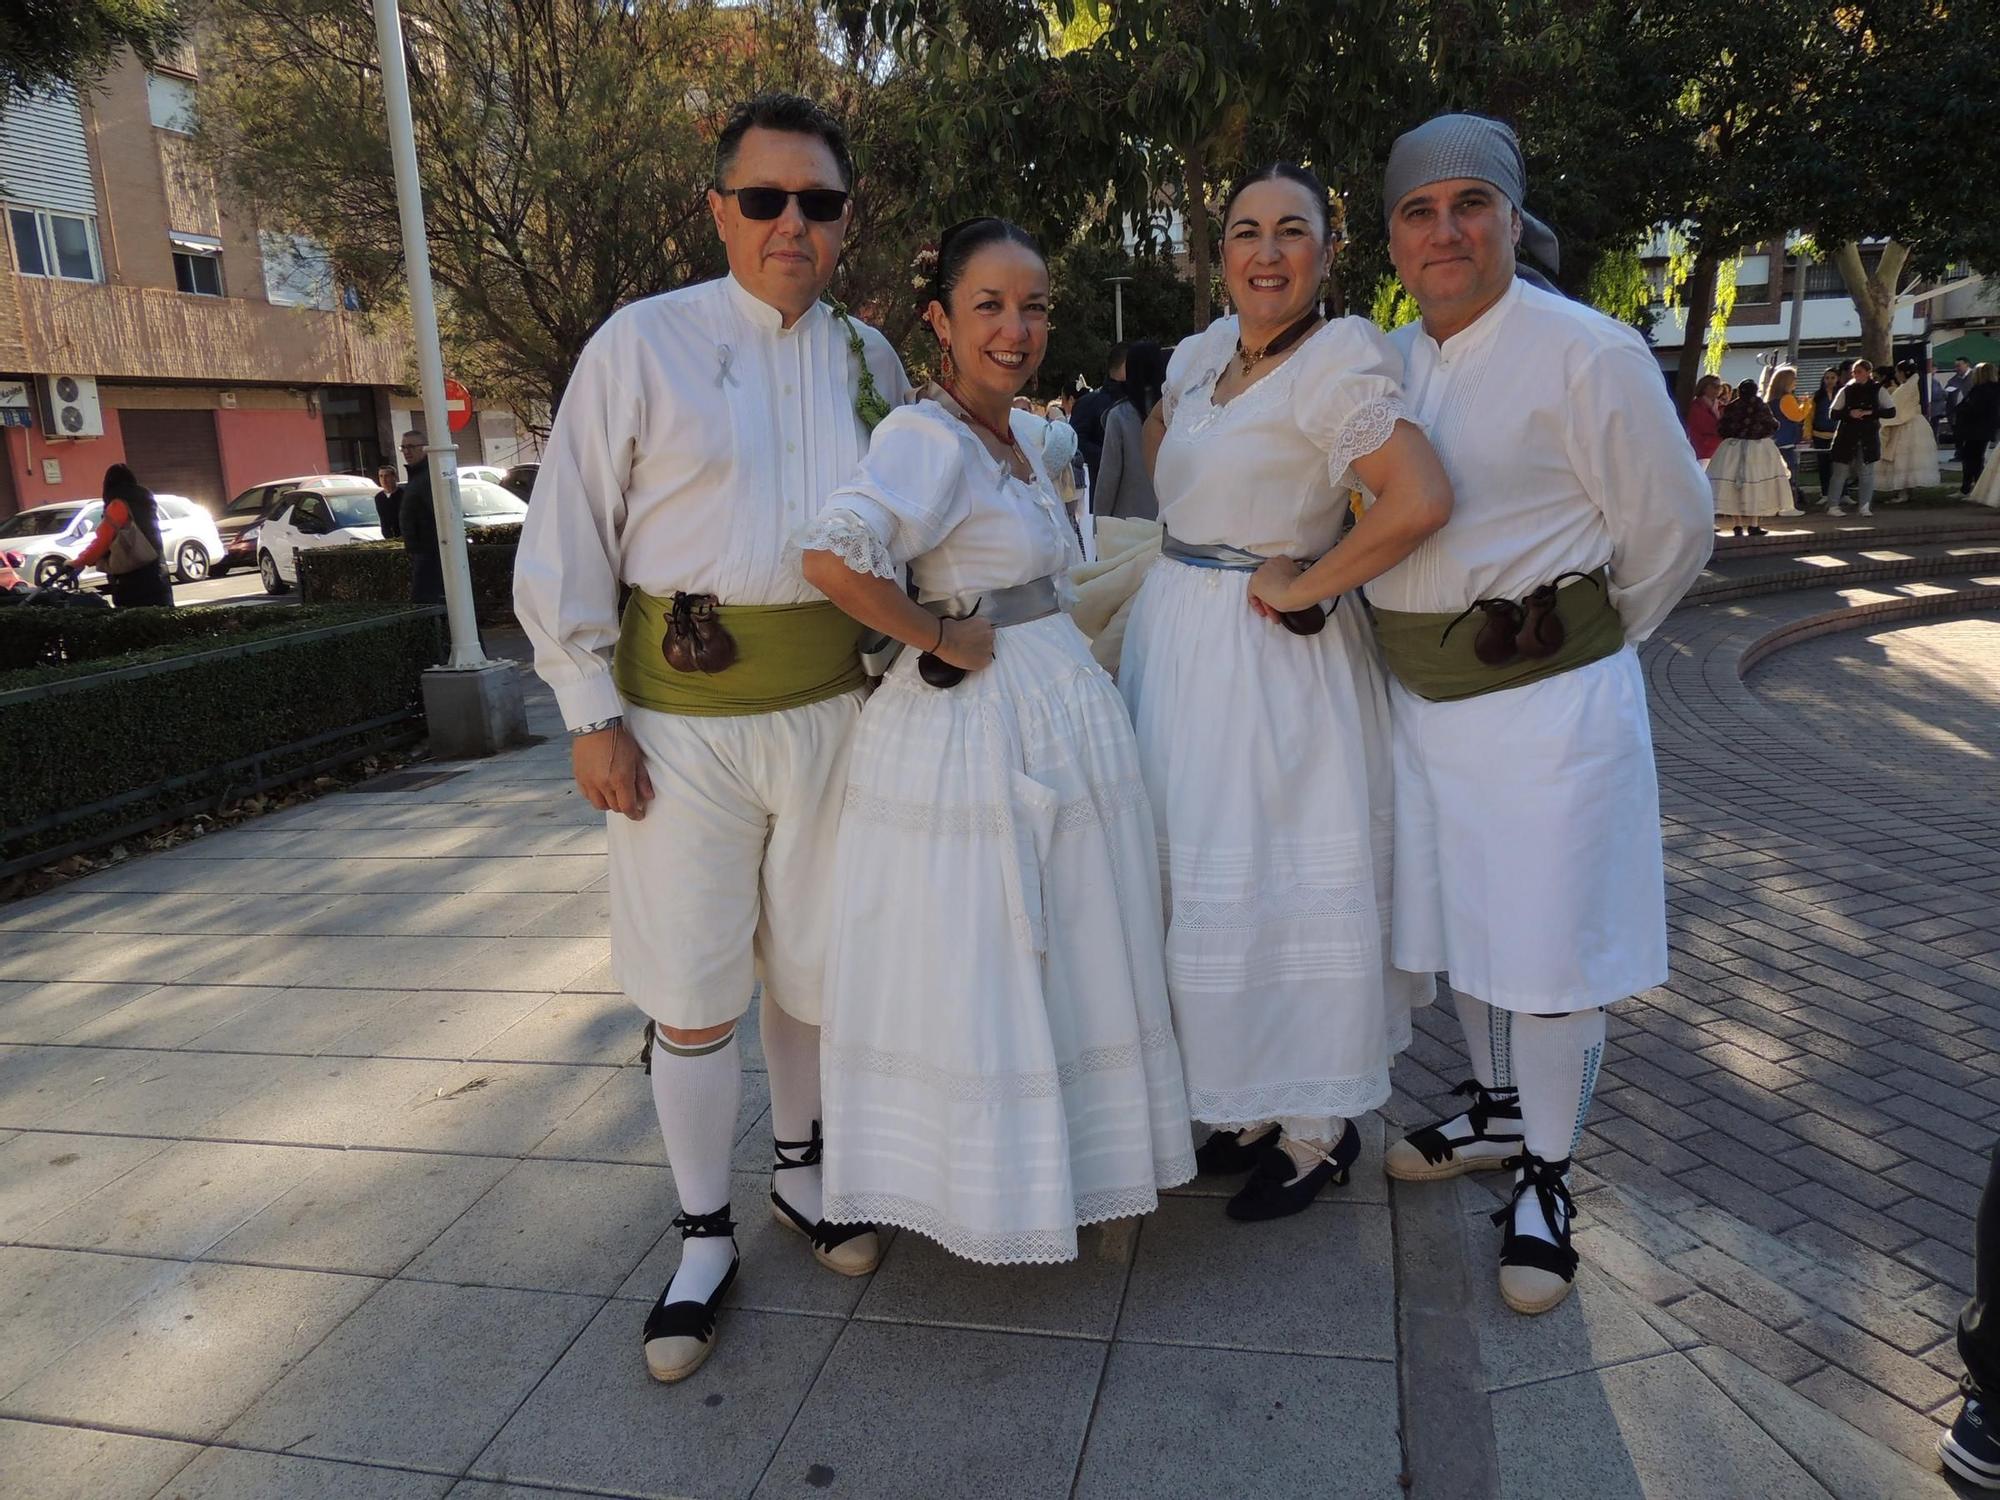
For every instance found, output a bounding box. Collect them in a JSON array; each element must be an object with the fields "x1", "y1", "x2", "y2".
[
  {"x1": 1371, "y1": 279, "x2": 1713, "y2": 640},
  {"x1": 514, "y1": 275, "x2": 909, "y2": 729}
]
